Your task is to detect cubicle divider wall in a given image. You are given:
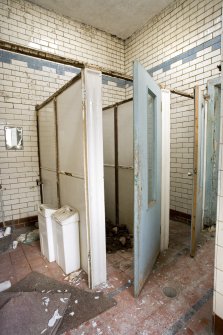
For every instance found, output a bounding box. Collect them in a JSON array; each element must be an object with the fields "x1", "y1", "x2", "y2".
[
  {"x1": 37, "y1": 69, "x2": 106, "y2": 289},
  {"x1": 103, "y1": 99, "x2": 134, "y2": 233}
]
